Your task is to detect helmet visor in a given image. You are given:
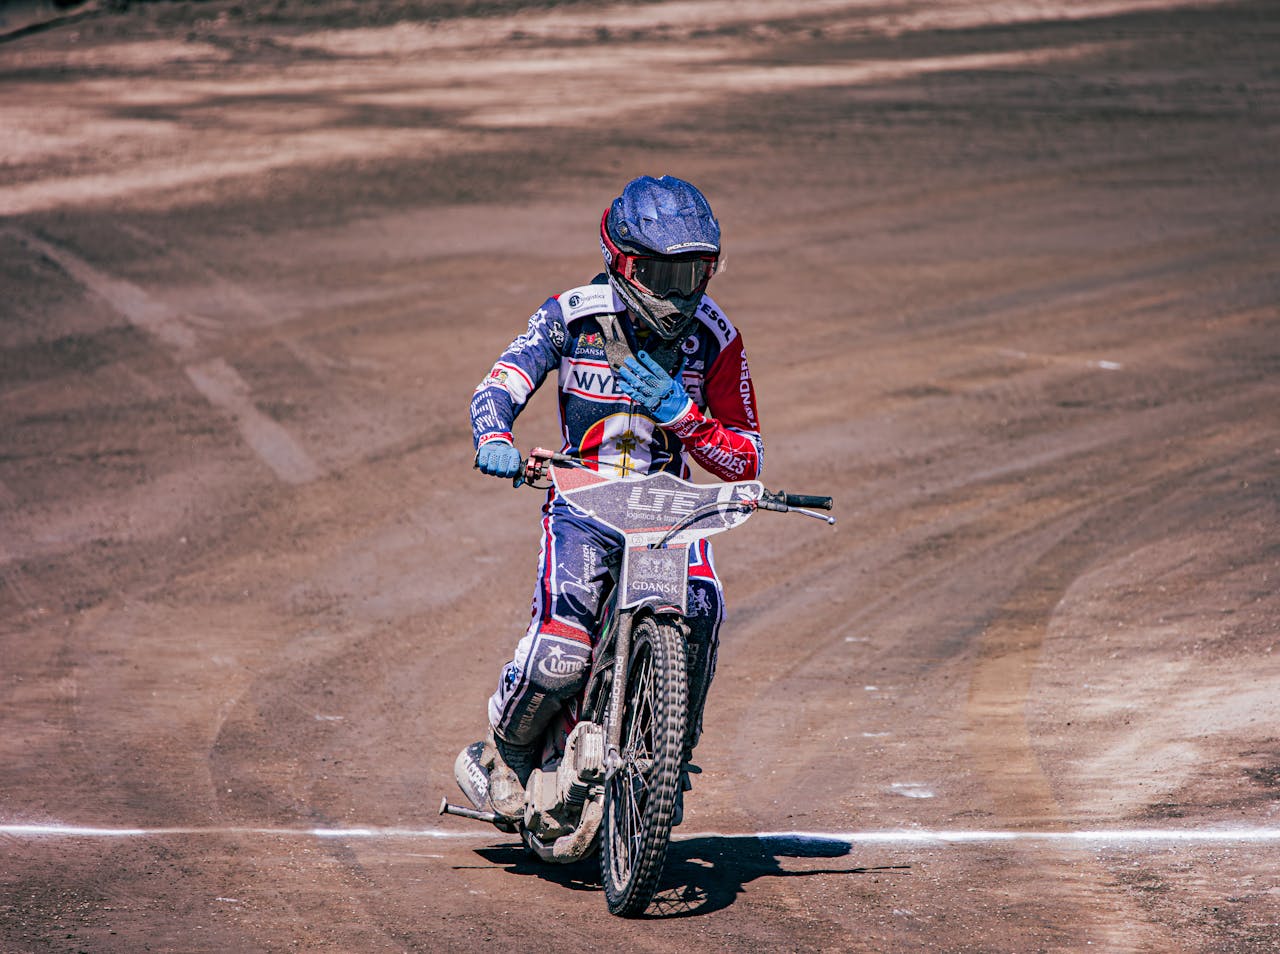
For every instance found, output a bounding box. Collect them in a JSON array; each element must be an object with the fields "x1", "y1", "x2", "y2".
[{"x1": 623, "y1": 253, "x2": 718, "y2": 299}]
